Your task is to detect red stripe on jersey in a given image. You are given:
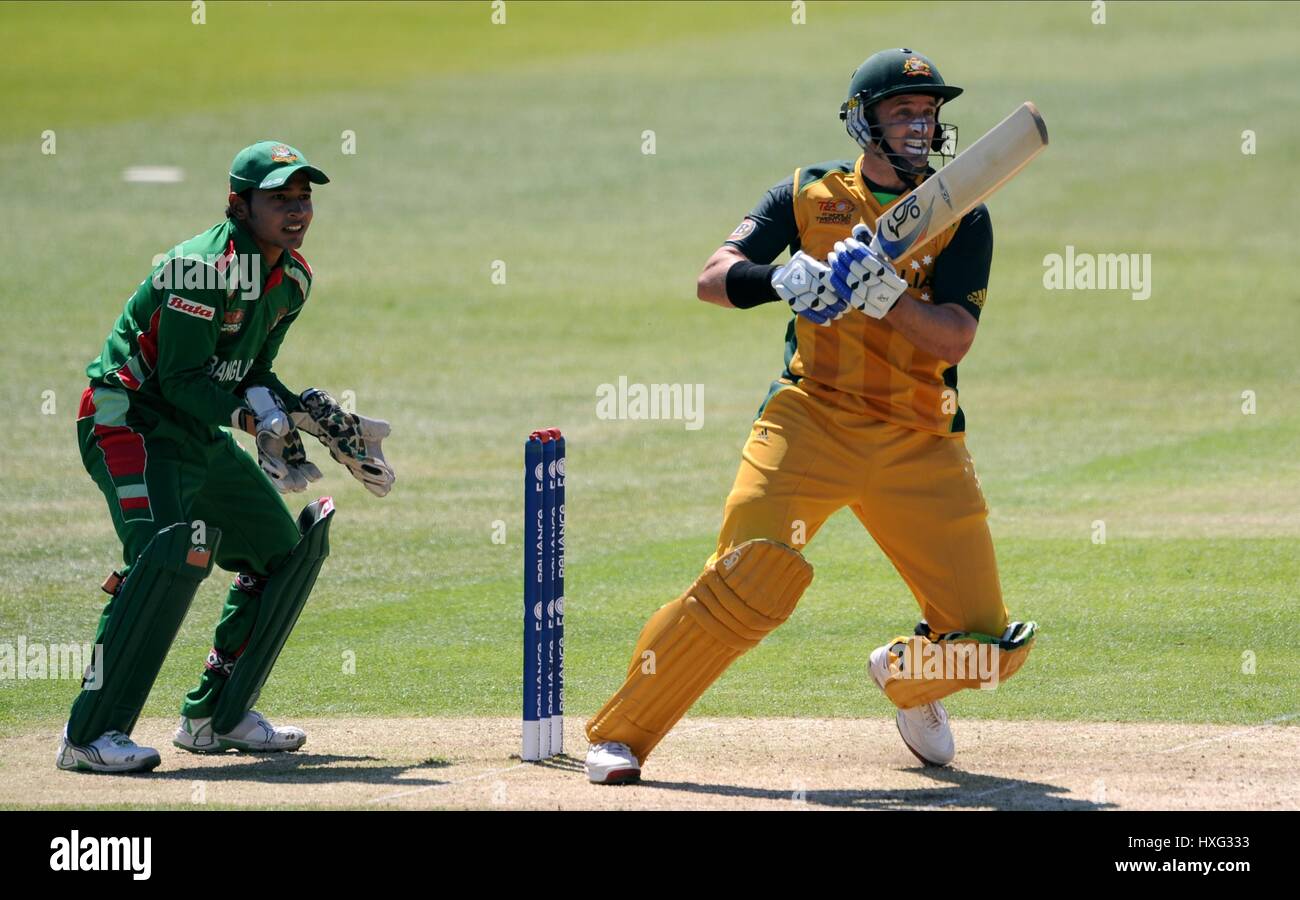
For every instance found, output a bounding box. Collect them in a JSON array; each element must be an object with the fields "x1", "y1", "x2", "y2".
[
  {"x1": 114, "y1": 363, "x2": 141, "y2": 390},
  {"x1": 289, "y1": 249, "x2": 312, "y2": 277},
  {"x1": 93, "y1": 424, "x2": 147, "y2": 477},
  {"x1": 119, "y1": 497, "x2": 151, "y2": 511},
  {"x1": 264, "y1": 267, "x2": 284, "y2": 293},
  {"x1": 137, "y1": 307, "x2": 163, "y2": 370},
  {"x1": 78, "y1": 387, "x2": 96, "y2": 420},
  {"x1": 215, "y1": 238, "x2": 236, "y2": 273}
]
